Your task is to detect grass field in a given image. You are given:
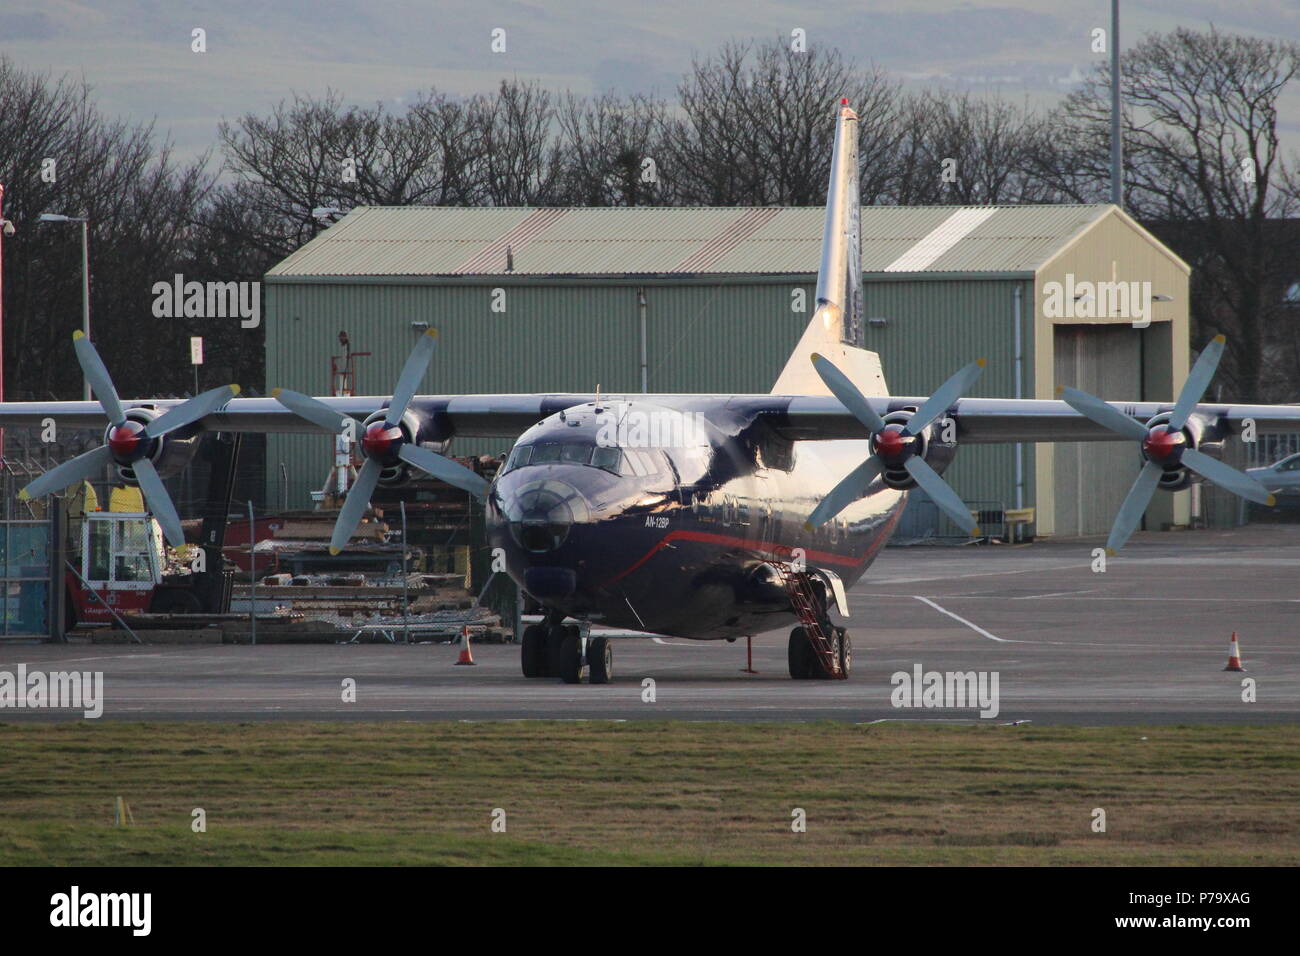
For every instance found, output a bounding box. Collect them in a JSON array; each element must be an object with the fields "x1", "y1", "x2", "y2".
[{"x1": 1, "y1": 721, "x2": 1297, "y2": 865}]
